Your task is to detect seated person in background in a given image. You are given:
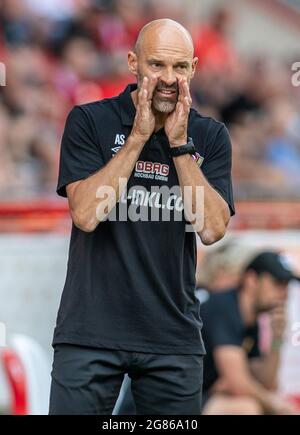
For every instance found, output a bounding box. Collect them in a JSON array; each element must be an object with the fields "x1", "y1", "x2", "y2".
[
  {"x1": 196, "y1": 239, "x2": 256, "y2": 297},
  {"x1": 200, "y1": 251, "x2": 299, "y2": 415}
]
